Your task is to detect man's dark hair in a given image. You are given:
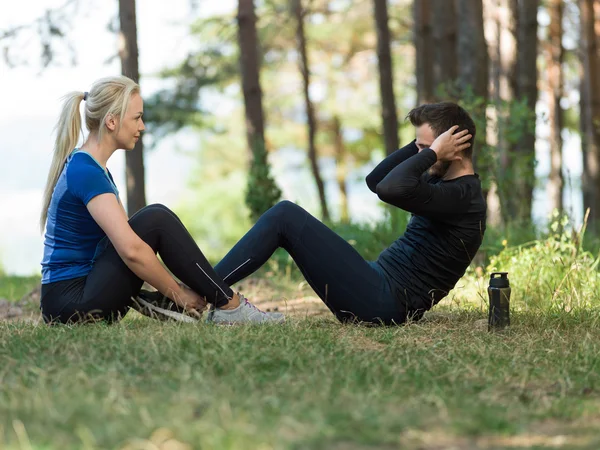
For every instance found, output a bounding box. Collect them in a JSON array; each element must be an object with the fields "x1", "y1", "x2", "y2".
[{"x1": 407, "y1": 102, "x2": 476, "y2": 159}]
